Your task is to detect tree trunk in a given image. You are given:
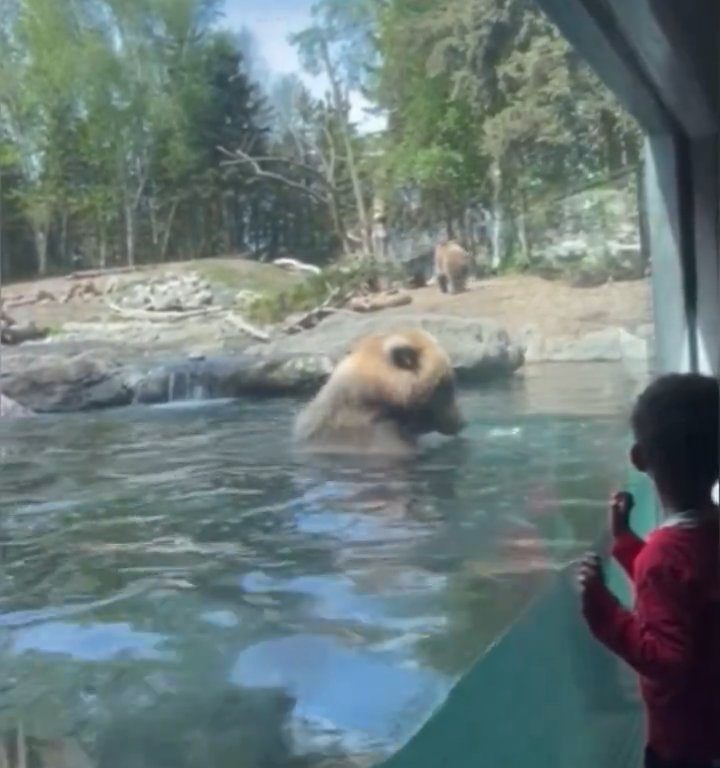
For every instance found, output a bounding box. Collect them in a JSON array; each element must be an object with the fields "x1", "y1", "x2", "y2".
[
  {"x1": 124, "y1": 202, "x2": 135, "y2": 267},
  {"x1": 445, "y1": 207, "x2": 454, "y2": 240},
  {"x1": 342, "y1": 129, "x2": 371, "y2": 255},
  {"x1": 319, "y1": 37, "x2": 371, "y2": 256},
  {"x1": 60, "y1": 210, "x2": 69, "y2": 266},
  {"x1": 517, "y1": 190, "x2": 530, "y2": 265},
  {"x1": 148, "y1": 197, "x2": 160, "y2": 248},
  {"x1": 99, "y1": 230, "x2": 108, "y2": 269},
  {"x1": 490, "y1": 161, "x2": 504, "y2": 271},
  {"x1": 160, "y1": 199, "x2": 179, "y2": 261},
  {"x1": 33, "y1": 226, "x2": 49, "y2": 276}
]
